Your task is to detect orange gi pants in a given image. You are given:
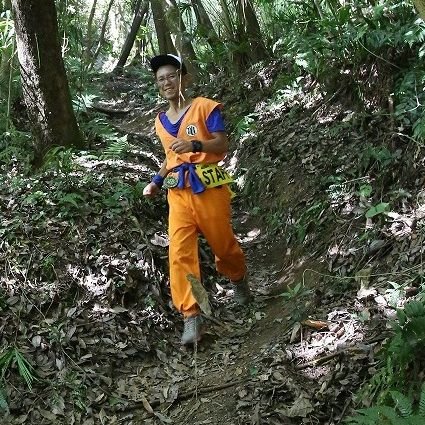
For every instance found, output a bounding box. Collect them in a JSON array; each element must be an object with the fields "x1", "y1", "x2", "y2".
[{"x1": 168, "y1": 185, "x2": 246, "y2": 317}]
